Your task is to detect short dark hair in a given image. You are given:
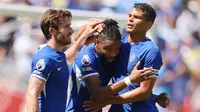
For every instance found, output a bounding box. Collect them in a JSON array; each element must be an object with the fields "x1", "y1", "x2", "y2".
[
  {"x1": 40, "y1": 9, "x2": 72, "y2": 40},
  {"x1": 98, "y1": 18, "x2": 121, "y2": 41},
  {"x1": 133, "y1": 3, "x2": 156, "y2": 23}
]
